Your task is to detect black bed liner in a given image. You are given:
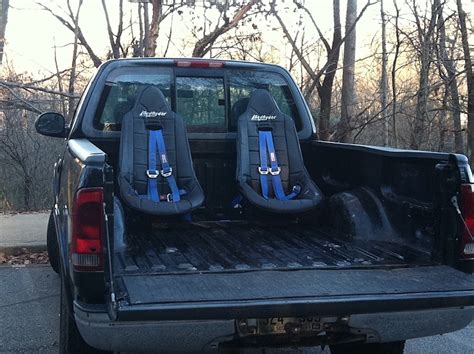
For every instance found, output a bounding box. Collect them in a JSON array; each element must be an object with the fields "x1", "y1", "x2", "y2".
[
  {"x1": 112, "y1": 222, "x2": 474, "y2": 321},
  {"x1": 115, "y1": 221, "x2": 432, "y2": 275}
]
